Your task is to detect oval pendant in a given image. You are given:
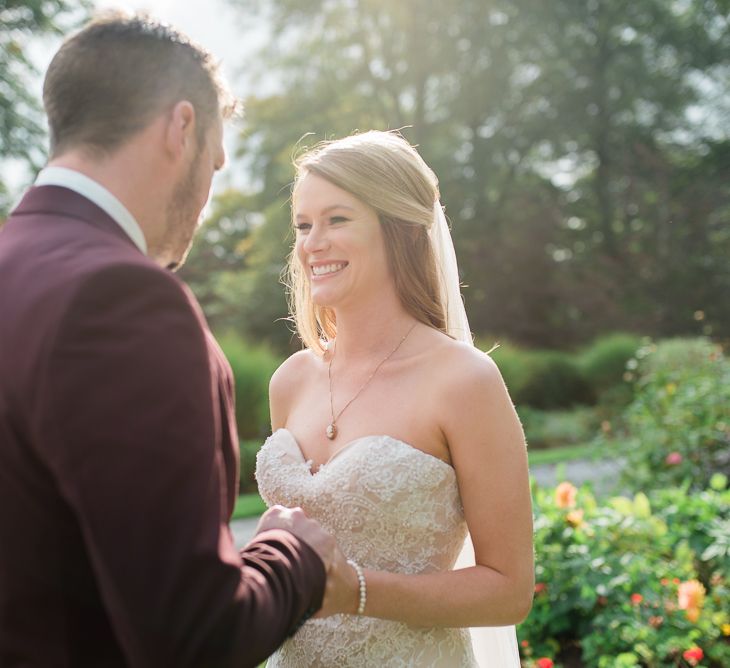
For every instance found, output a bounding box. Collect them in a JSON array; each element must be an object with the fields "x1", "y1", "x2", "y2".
[{"x1": 326, "y1": 423, "x2": 337, "y2": 440}]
